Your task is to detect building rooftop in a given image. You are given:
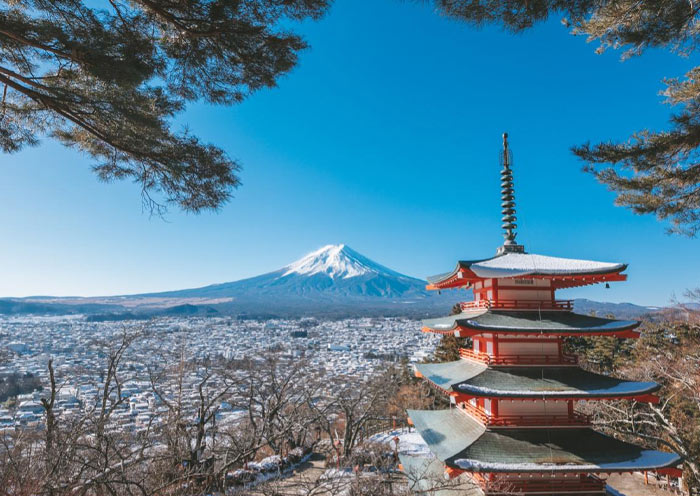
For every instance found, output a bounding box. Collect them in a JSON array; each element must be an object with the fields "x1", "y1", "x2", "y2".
[
  {"x1": 407, "y1": 409, "x2": 681, "y2": 473},
  {"x1": 427, "y1": 252, "x2": 627, "y2": 290},
  {"x1": 422, "y1": 310, "x2": 640, "y2": 337},
  {"x1": 415, "y1": 360, "x2": 659, "y2": 399}
]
